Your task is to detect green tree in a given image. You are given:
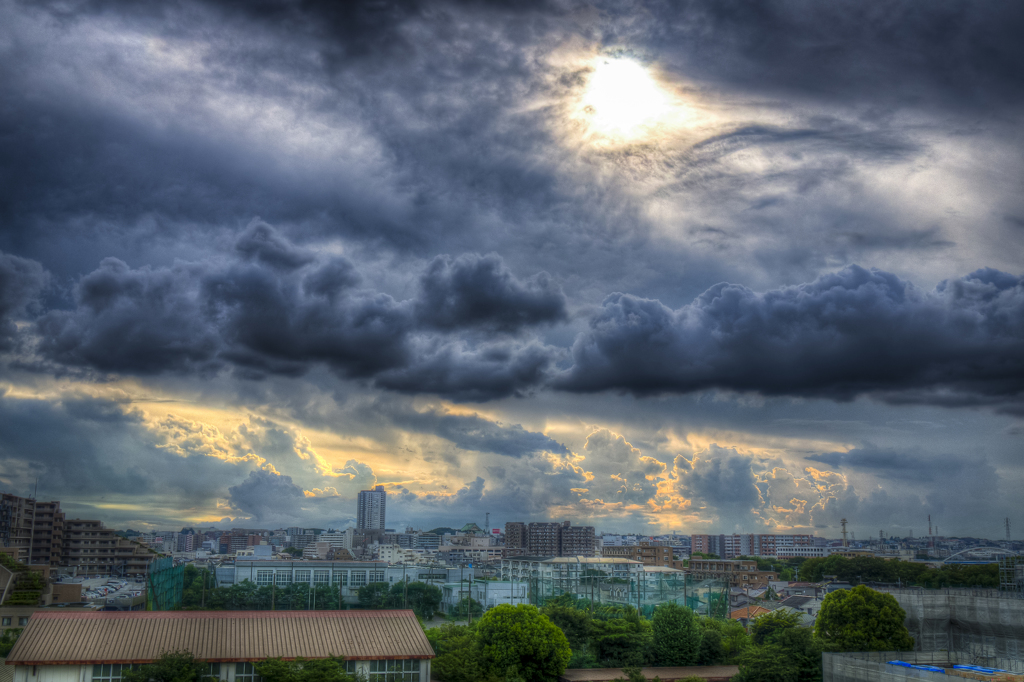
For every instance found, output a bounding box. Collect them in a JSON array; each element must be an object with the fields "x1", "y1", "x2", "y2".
[
  {"x1": 255, "y1": 657, "x2": 356, "y2": 682},
  {"x1": 453, "y1": 596, "x2": 483, "y2": 618},
  {"x1": 120, "y1": 650, "x2": 207, "y2": 682},
  {"x1": 0, "y1": 628, "x2": 22, "y2": 657},
  {"x1": 815, "y1": 585, "x2": 913, "y2": 652},
  {"x1": 696, "y1": 628, "x2": 724, "y2": 665},
  {"x1": 475, "y1": 604, "x2": 571, "y2": 682},
  {"x1": 650, "y1": 603, "x2": 700, "y2": 666},
  {"x1": 540, "y1": 604, "x2": 593, "y2": 651},
  {"x1": 425, "y1": 623, "x2": 481, "y2": 682},
  {"x1": 357, "y1": 582, "x2": 392, "y2": 609},
  {"x1": 395, "y1": 581, "x2": 442, "y2": 619},
  {"x1": 750, "y1": 610, "x2": 803, "y2": 646},
  {"x1": 590, "y1": 607, "x2": 651, "y2": 668},
  {"x1": 700, "y1": 616, "x2": 749, "y2": 662},
  {"x1": 736, "y1": 644, "x2": 800, "y2": 682}
]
